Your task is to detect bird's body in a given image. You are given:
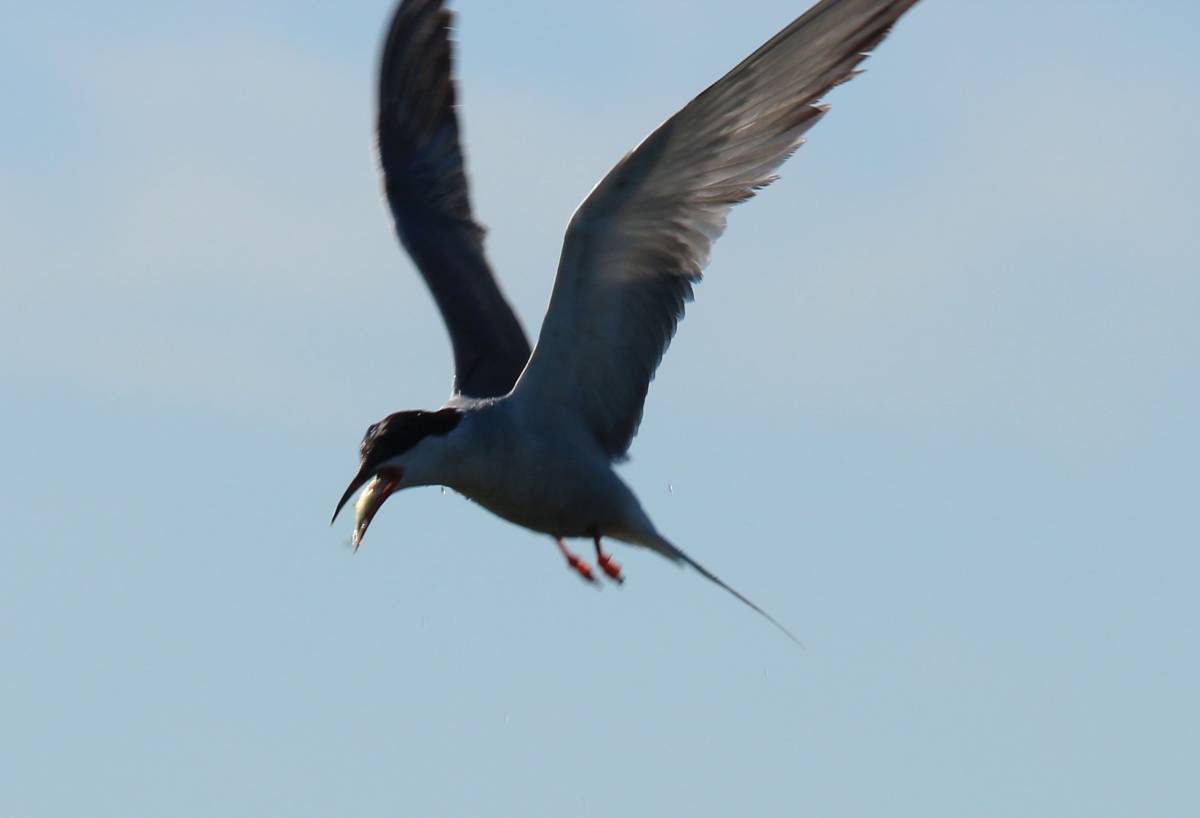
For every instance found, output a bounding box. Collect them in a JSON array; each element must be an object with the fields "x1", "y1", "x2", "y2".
[
  {"x1": 333, "y1": 0, "x2": 923, "y2": 643},
  {"x1": 430, "y1": 399, "x2": 653, "y2": 545}
]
